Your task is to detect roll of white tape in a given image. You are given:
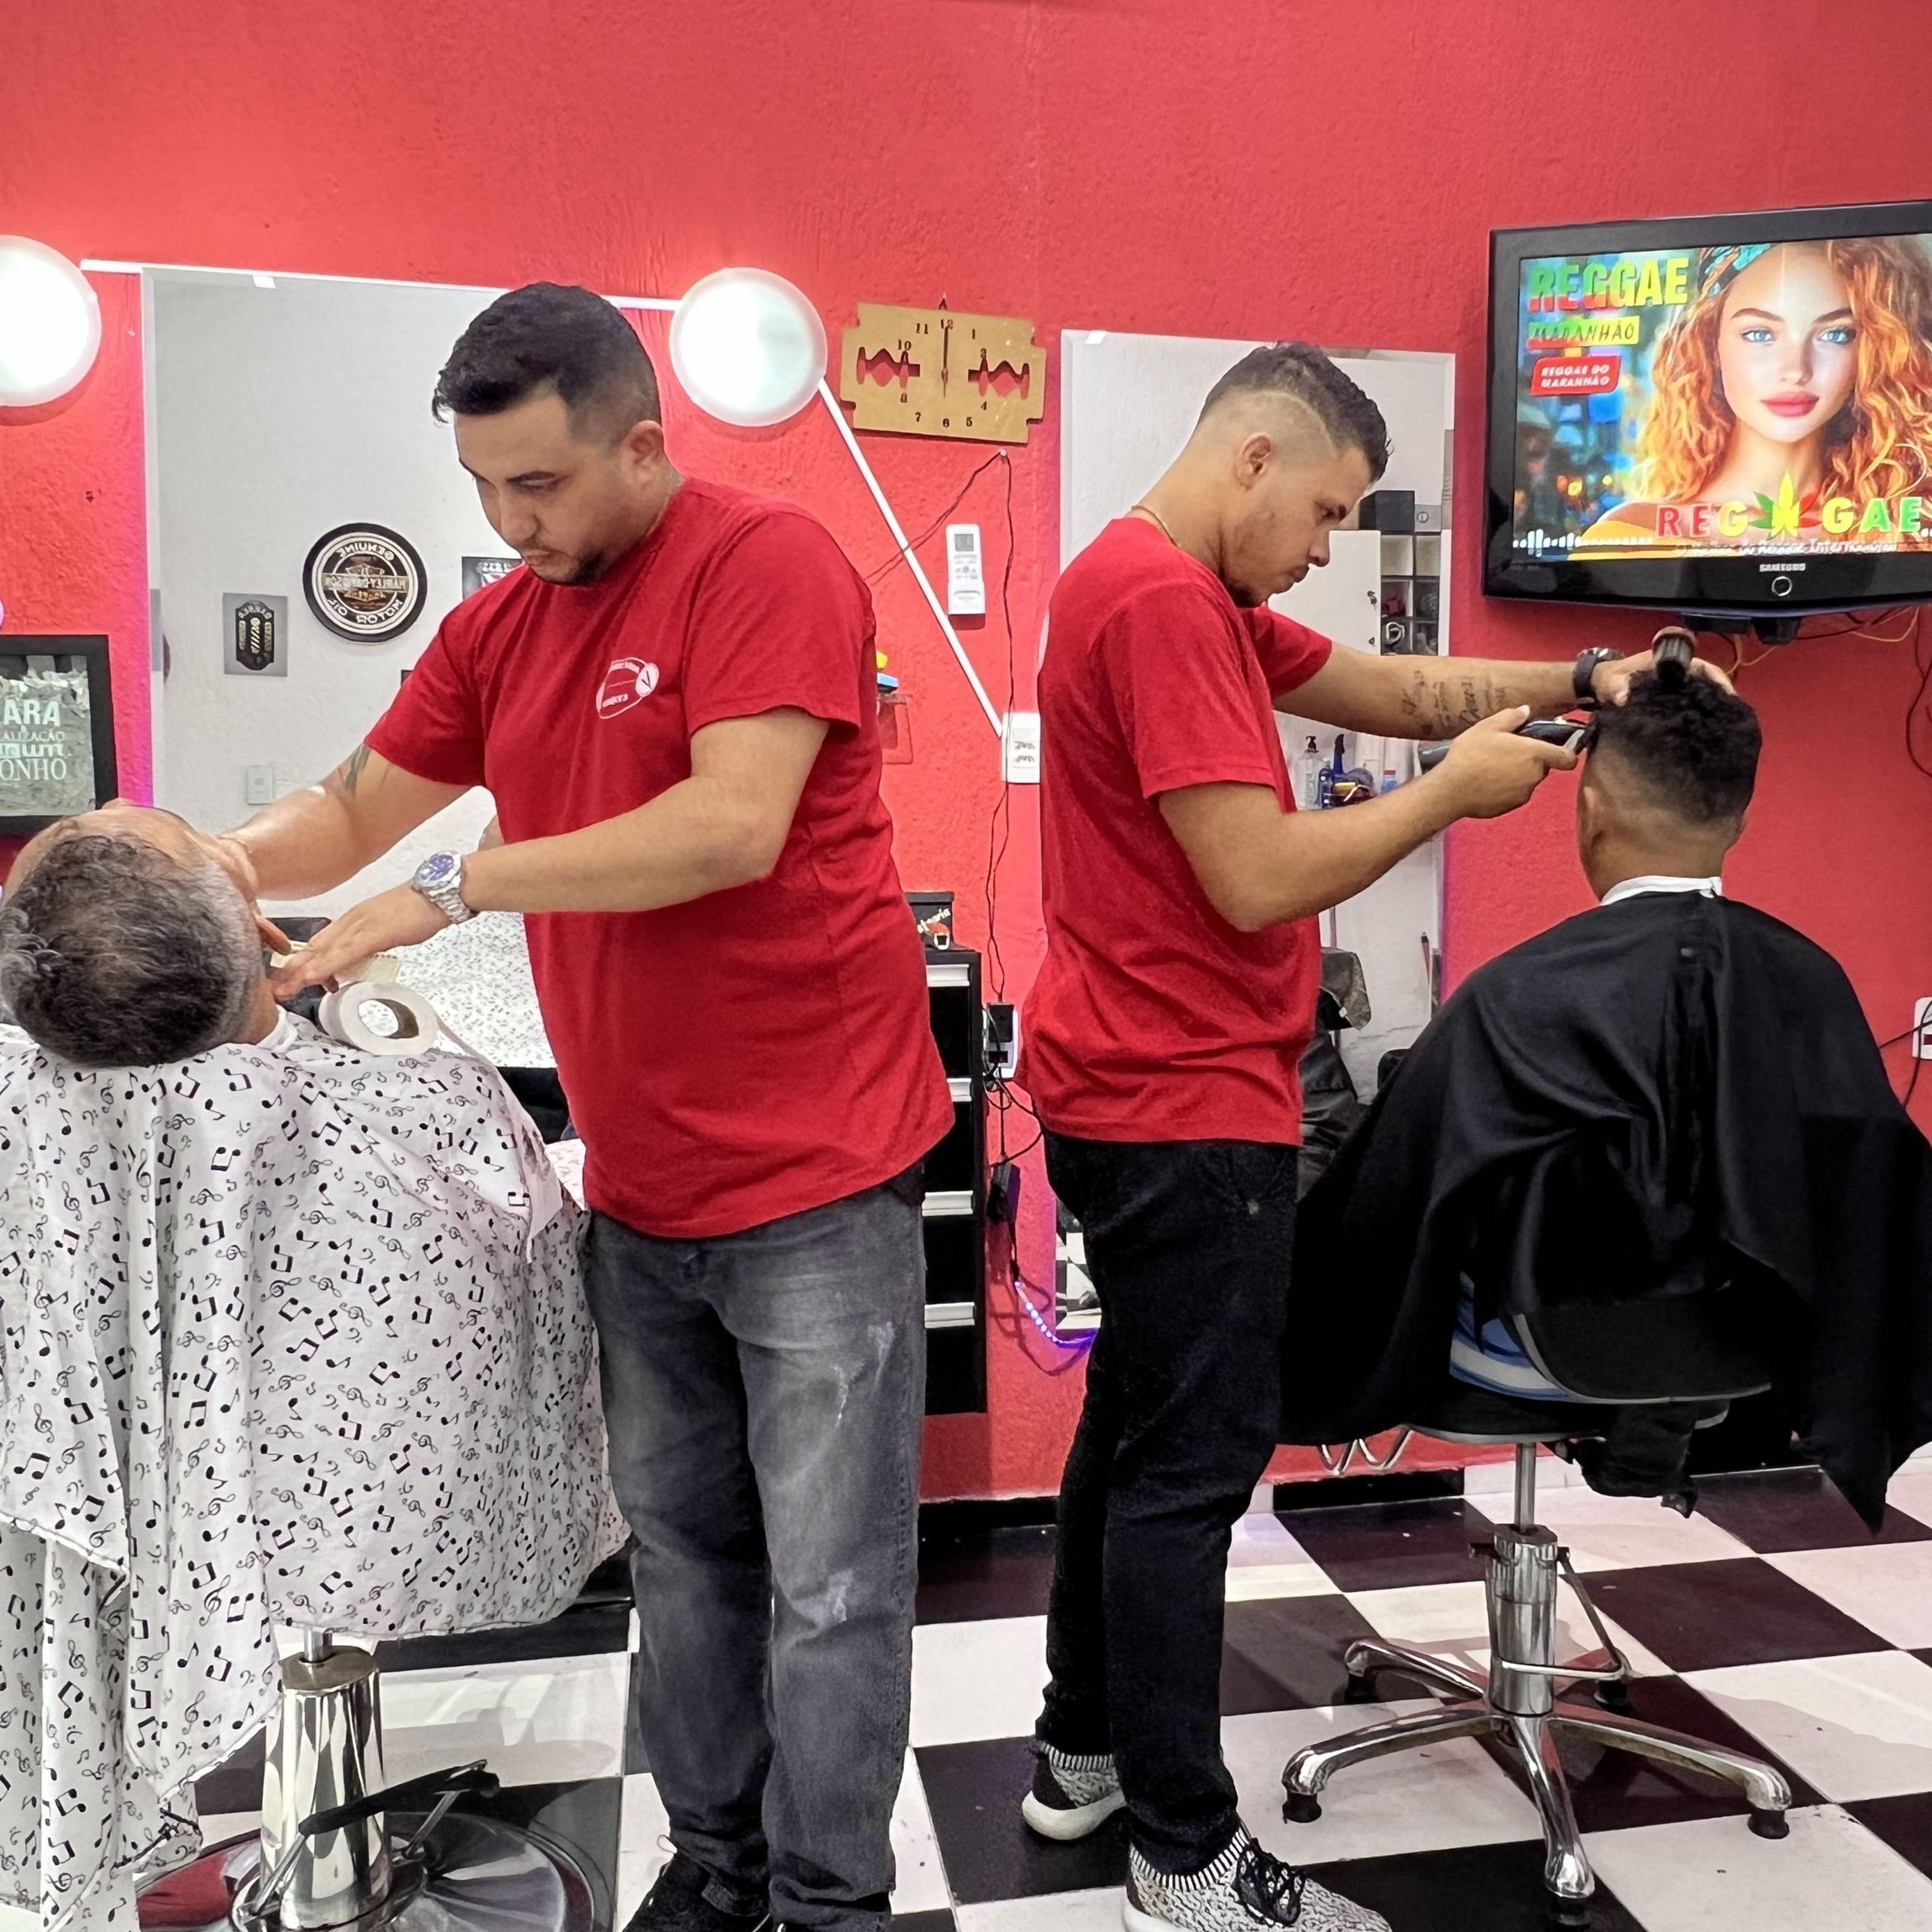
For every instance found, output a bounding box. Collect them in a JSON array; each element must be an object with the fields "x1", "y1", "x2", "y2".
[{"x1": 317, "y1": 982, "x2": 442, "y2": 1056}]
